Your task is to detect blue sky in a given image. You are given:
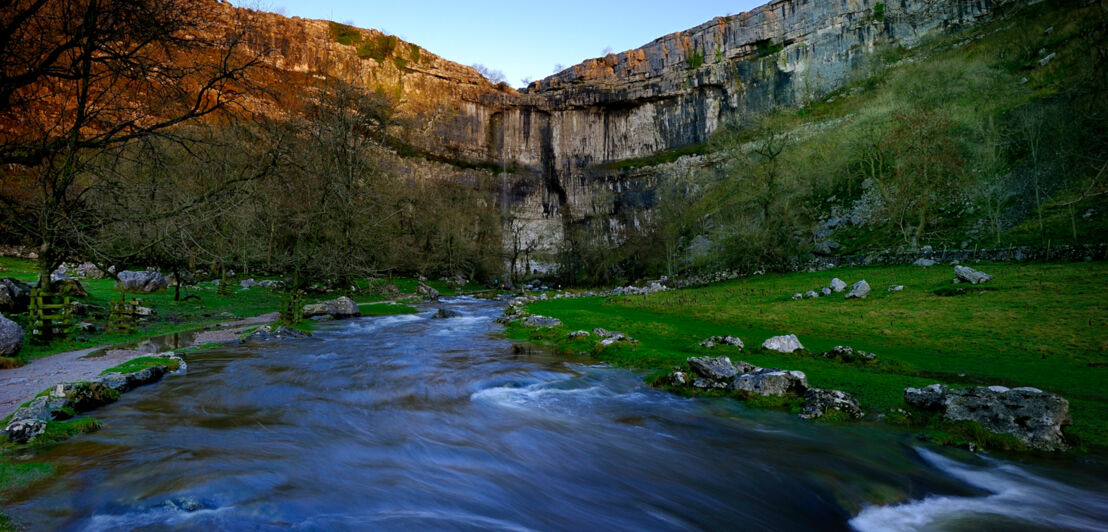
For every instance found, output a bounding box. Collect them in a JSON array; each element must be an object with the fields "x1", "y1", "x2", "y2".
[{"x1": 236, "y1": 0, "x2": 766, "y2": 87}]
